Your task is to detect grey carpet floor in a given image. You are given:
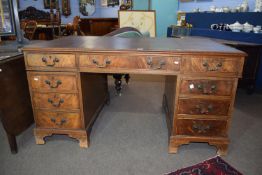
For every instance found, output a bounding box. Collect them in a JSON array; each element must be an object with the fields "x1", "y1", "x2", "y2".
[{"x1": 0, "y1": 75, "x2": 262, "y2": 175}]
